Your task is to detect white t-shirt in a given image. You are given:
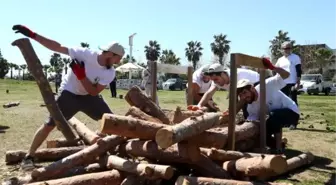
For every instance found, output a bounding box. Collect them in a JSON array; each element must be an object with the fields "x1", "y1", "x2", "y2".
[
  {"x1": 275, "y1": 54, "x2": 301, "y2": 84},
  {"x1": 213, "y1": 68, "x2": 260, "y2": 90},
  {"x1": 246, "y1": 75, "x2": 300, "y2": 121},
  {"x1": 59, "y1": 47, "x2": 116, "y2": 95},
  {"x1": 187, "y1": 65, "x2": 212, "y2": 93}
]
